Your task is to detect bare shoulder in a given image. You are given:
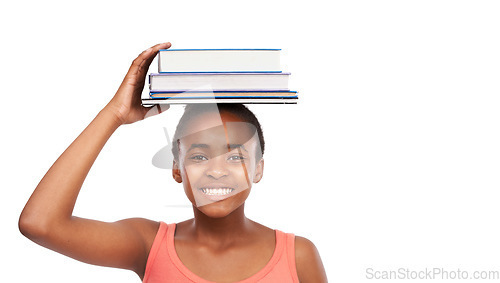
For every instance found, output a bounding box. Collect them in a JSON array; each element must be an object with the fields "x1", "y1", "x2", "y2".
[
  {"x1": 295, "y1": 236, "x2": 328, "y2": 283},
  {"x1": 116, "y1": 218, "x2": 160, "y2": 251}
]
